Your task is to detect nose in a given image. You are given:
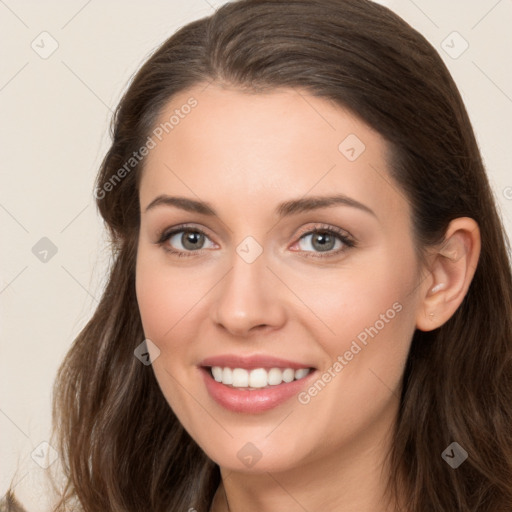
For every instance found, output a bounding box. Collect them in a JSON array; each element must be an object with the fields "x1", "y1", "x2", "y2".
[{"x1": 211, "y1": 250, "x2": 287, "y2": 338}]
